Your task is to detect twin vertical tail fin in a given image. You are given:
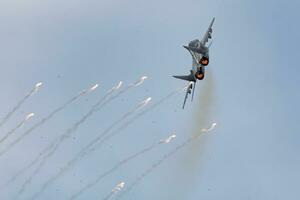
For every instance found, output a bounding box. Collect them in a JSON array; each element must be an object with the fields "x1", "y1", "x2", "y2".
[
  {"x1": 191, "y1": 81, "x2": 196, "y2": 101},
  {"x1": 173, "y1": 71, "x2": 197, "y2": 109}
]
